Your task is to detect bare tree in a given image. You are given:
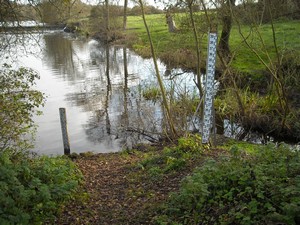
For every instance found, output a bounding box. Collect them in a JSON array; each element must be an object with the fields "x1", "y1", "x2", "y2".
[
  {"x1": 218, "y1": 0, "x2": 236, "y2": 62},
  {"x1": 123, "y1": 0, "x2": 128, "y2": 30},
  {"x1": 186, "y1": 0, "x2": 204, "y2": 96},
  {"x1": 138, "y1": 0, "x2": 178, "y2": 139},
  {"x1": 165, "y1": 9, "x2": 178, "y2": 32},
  {"x1": 104, "y1": 0, "x2": 110, "y2": 42}
]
